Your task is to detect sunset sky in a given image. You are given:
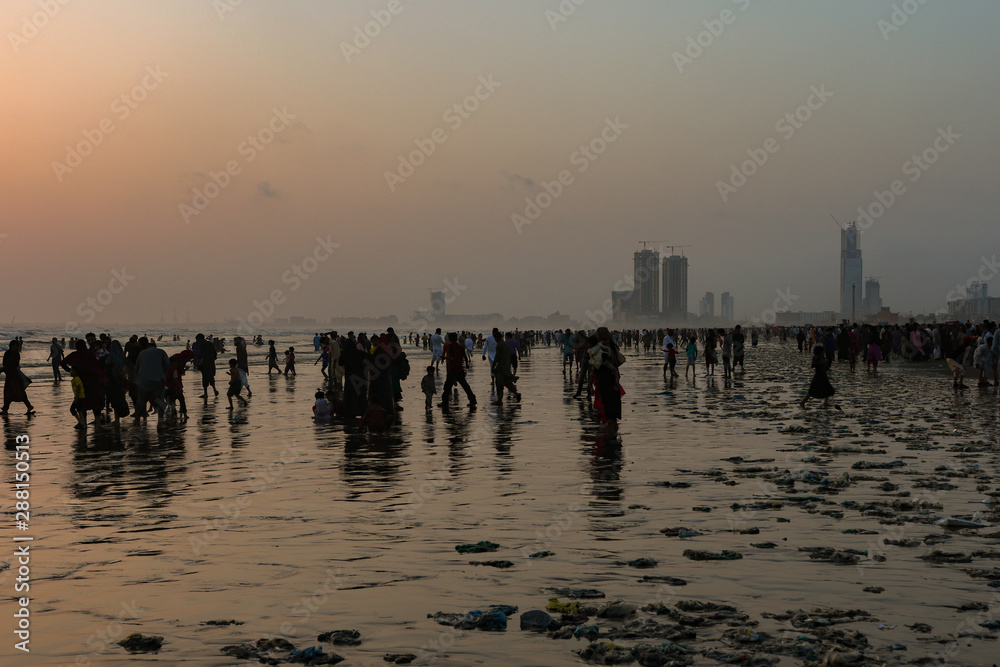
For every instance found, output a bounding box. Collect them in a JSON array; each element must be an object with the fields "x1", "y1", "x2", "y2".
[{"x1": 2, "y1": 0, "x2": 998, "y2": 328}]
